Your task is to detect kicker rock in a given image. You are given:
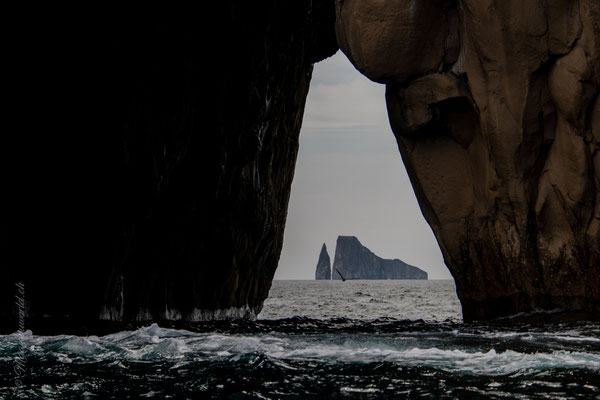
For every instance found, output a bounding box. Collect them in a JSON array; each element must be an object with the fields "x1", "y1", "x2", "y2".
[
  {"x1": 332, "y1": 236, "x2": 427, "y2": 280},
  {"x1": 315, "y1": 243, "x2": 332, "y2": 280},
  {"x1": 336, "y1": 0, "x2": 600, "y2": 320}
]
